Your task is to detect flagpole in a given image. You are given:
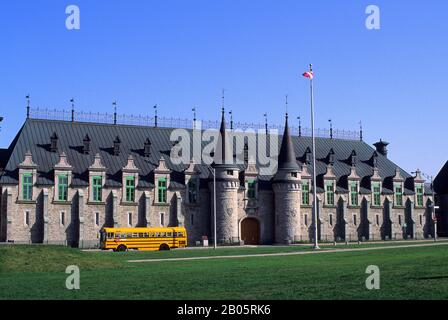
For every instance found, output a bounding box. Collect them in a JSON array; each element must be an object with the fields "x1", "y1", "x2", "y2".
[{"x1": 308, "y1": 64, "x2": 320, "y2": 250}]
